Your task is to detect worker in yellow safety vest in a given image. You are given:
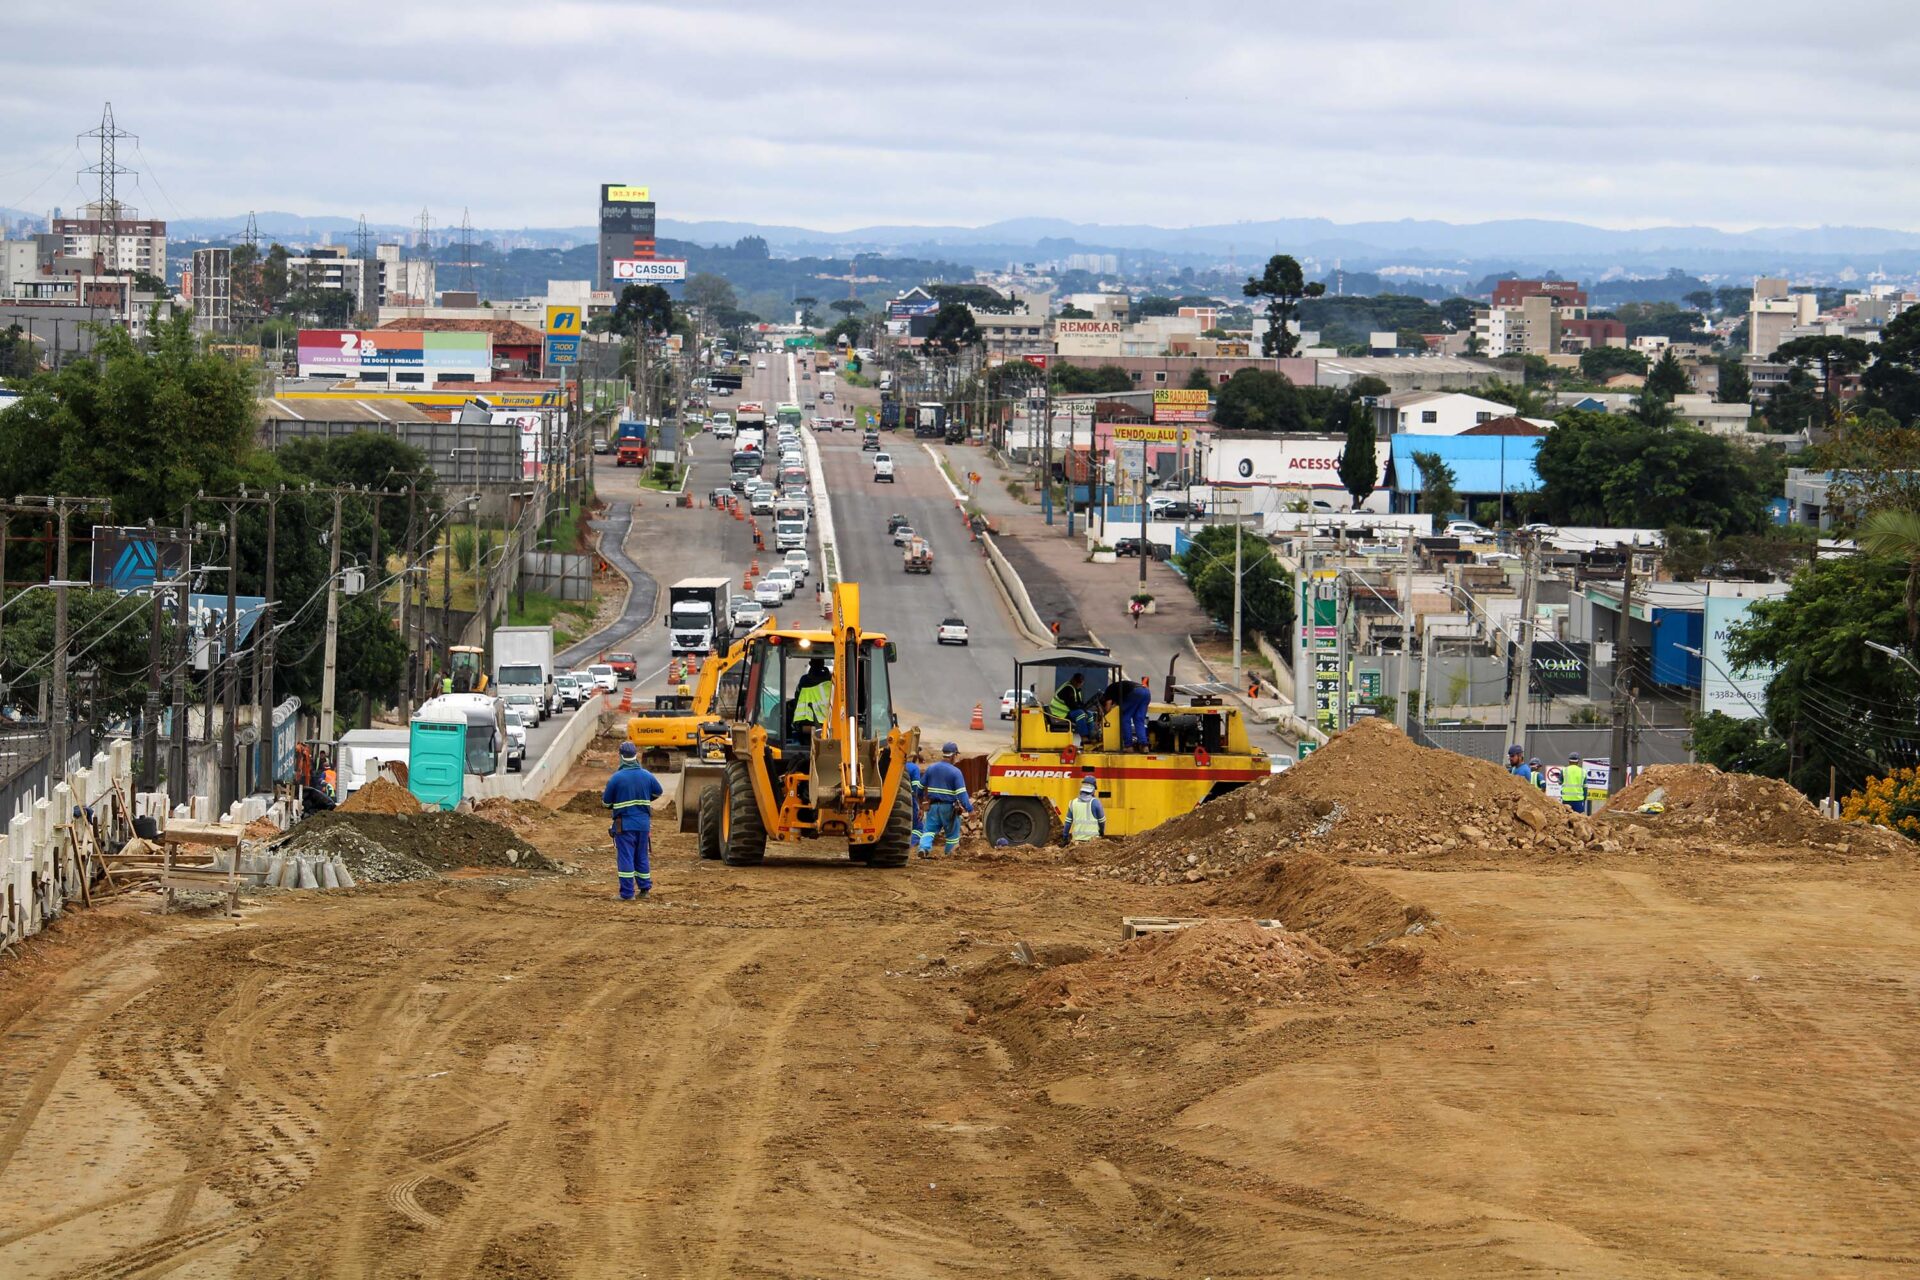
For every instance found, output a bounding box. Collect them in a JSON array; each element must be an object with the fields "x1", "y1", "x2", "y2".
[
  {"x1": 791, "y1": 658, "x2": 832, "y2": 741},
  {"x1": 1559, "y1": 753, "x2": 1589, "y2": 814},
  {"x1": 1063, "y1": 776, "x2": 1107, "y2": 843}
]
